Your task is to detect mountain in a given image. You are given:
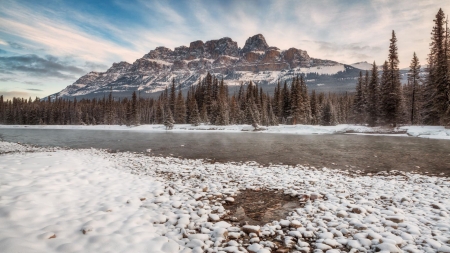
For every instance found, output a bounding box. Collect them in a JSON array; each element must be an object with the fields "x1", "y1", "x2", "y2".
[{"x1": 52, "y1": 34, "x2": 367, "y2": 99}]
